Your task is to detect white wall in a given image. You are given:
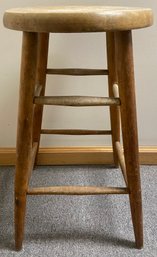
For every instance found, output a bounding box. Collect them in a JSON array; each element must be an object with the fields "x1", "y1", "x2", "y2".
[{"x1": 0, "y1": 0, "x2": 157, "y2": 147}]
